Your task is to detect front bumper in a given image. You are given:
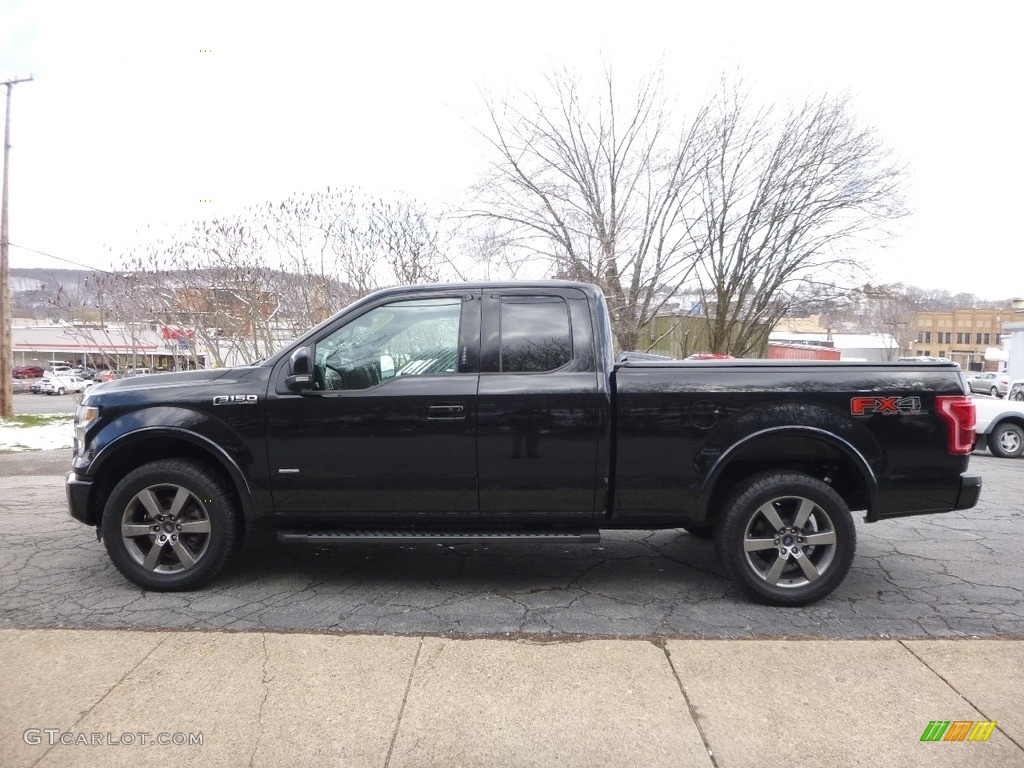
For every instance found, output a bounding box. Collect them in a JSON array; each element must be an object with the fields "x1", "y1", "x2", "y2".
[
  {"x1": 66, "y1": 471, "x2": 96, "y2": 525},
  {"x1": 954, "y1": 472, "x2": 982, "y2": 511}
]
